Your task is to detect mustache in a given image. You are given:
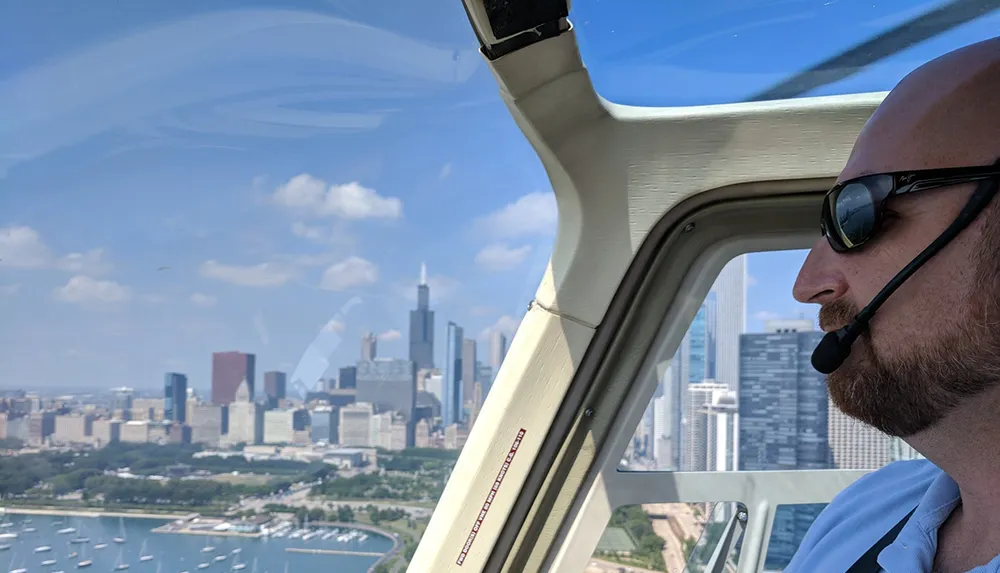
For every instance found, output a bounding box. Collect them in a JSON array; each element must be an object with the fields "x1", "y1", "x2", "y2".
[{"x1": 819, "y1": 299, "x2": 859, "y2": 332}]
